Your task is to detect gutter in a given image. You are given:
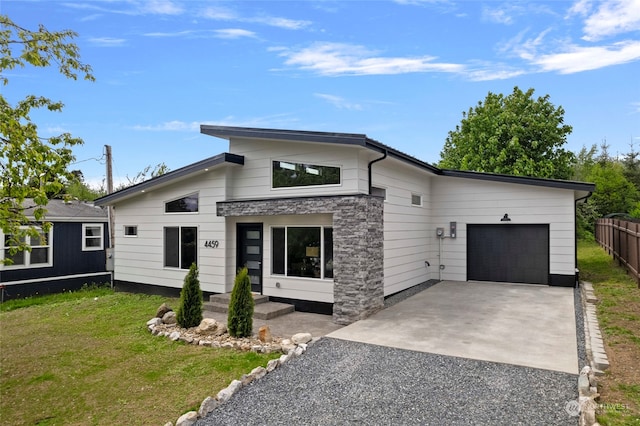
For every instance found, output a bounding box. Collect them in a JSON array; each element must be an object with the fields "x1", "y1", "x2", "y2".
[
  {"x1": 368, "y1": 149, "x2": 387, "y2": 195},
  {"x1": 574, "y1": 191, "x2": 594, "y2": 286}
]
